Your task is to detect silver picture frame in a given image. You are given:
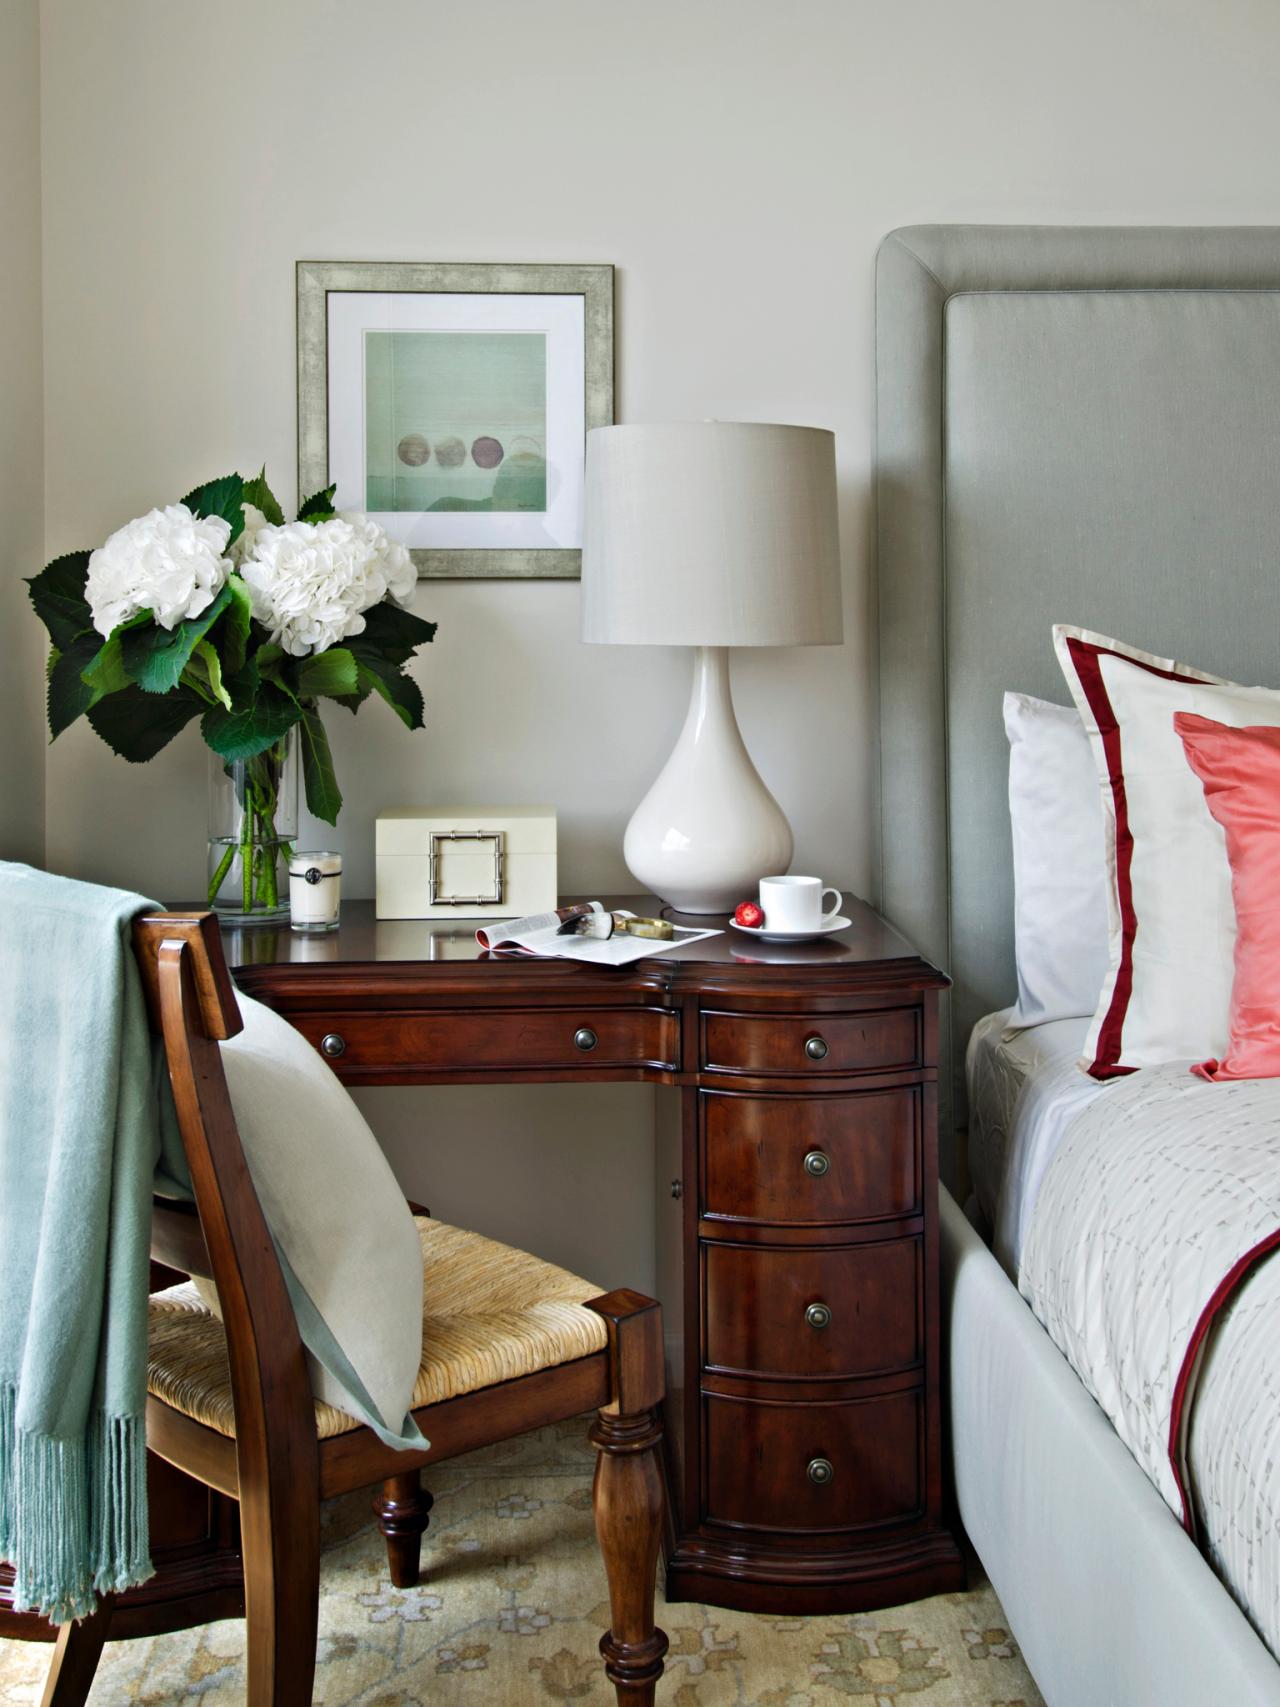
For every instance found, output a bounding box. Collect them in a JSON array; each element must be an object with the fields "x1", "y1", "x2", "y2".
[{"x1": 296, "y1": 260, "x2": 614, "y2": 580}]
